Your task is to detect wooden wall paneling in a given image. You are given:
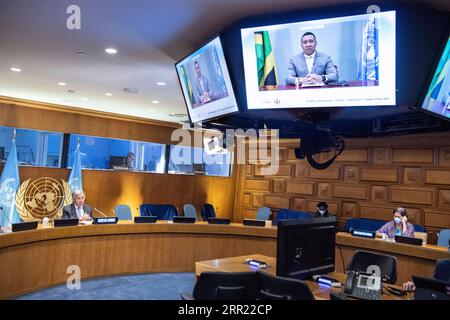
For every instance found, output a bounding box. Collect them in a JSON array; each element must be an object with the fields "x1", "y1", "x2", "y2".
[
  {"x1": 343, "y1": 166, "x2": 360, "y2": 182},
  {"x1": 438, "y1": 147, "x2": 450, "y2": 166},
  {"x1": 332, "y1": 185, "x2": 367, "y2": 200},
  {"x1": 244, "y1": 179, "x2": 271, "y2": 191},
  {"x1": 359, "y1": 205, "x2": 393, "y2": 221},
  {"x1": 272, "y1": 179, "x2": 285, "y2": 193},
  {"x1": 292, "y1": 198, "x2": 307, "y2": 211},
  {"x1": 336, "y1": 149, "x2": 368, "y2": 162},
  {"x1": 254, "y1": 164, "x2": 292, "y2": 177},
  {"x1": 370, "y1": 186, "x2": 388, "y2": 204},
  {"x1": 425, "y1": 169, "x2": 450, "y2": 185},
  {"x1": 372, "y1": 148, "x2": 391, "y2": 165},
  {"x1": 286, "y1": 181, "x2": 315, "y2": 195},
  {"x1": 294, "y1": 163, "x2": 309, "y2": 179},
  {"x1": 242, "y1": 193, "x2": 251, "y2": 207},
  {"x1": 389, "y1": 187, "x2": 434, "y2": 206},
  {"x1": 437, "y1": 189, "x2": 450, "y2": 209},
  {"x1": 403, "y1": 167, "x2": 422, "y2": 185},
  {"x1": 309, "y1": 166, "x2": 340, "y2": 180},
  {"x1": 264, "y1": 196, "x2": 290, "y2": 209},
  {"x1": 252, "y1": 193, "x2": 265, "y2": 208},
  {"x1": 424, "y1": 210, "x2": 450, "y2": 229},
  {"x1": 342, "y1": 202, "x2": 359, "y2": 218},
  {"x1": 392, "y1": 149, "x2": 434, "y2": 164},
  {"x1": 361, "y1": 167, "x2": 399, "y2": 183},
  {"x1": 317, "y1": 183, "x2": 332, "y2": 199}
]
